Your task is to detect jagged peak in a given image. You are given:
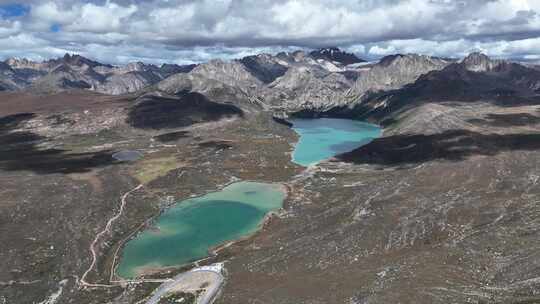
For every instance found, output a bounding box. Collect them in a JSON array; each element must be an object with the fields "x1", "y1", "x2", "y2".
[
  {"x1": 272, "y1": 50, "x2": 308, "y2": 63},
  {"x1": 254, "y1": 53, "x2": 274, "y2": 59},
  {"x1": 57, "y1": 53, "x2": 108, "y2": 68},
  {"x1": 5, "y1": 57, "x2": 34, "y2": 65},
  {"x1": 124, "y1": 61, "x2": 149, "y2": 71},
  {"x1": 314, "y1": 47, "x2": 342, "y2": 55},
  {"x1": 309, "y1": 47, "x2": 364, "y2": 65},
  {"x1": 5, "y1": 57, "x2": 41, "y2": 69},
  {"x1": 238, "y1": 53, "x2": 277, "y2": 64},
  {"x1": 460, "y1": 52, "x2": 491, "y2": 67},
  {"x1": 460, "y1": 52, "x2": 504, "y2": 72},
  {"x1": 4, "y1": 57, "x2": 48, "y2": 71},
  {"x1": 378, "y1": 54, "x2": 406, "y2": 66},
  {"x1": 461, "y1": 52, "x2": 491, "y2": 62}
]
